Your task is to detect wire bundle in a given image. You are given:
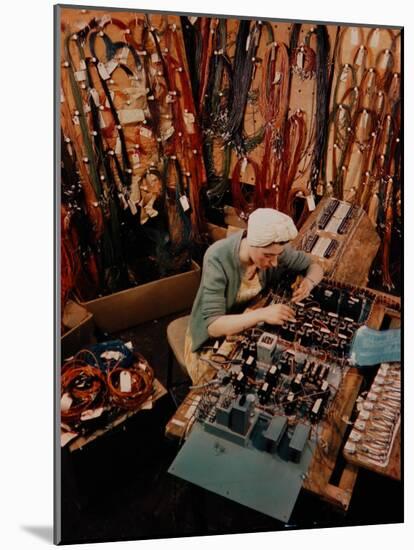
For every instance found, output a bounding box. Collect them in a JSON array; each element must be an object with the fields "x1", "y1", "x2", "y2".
[
  {"x1": 107, "y1": 353, "x2": 155, "y2": 410},
  {"x1": 61, "y1": 360, "x2": 108, "y2": 426}
]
